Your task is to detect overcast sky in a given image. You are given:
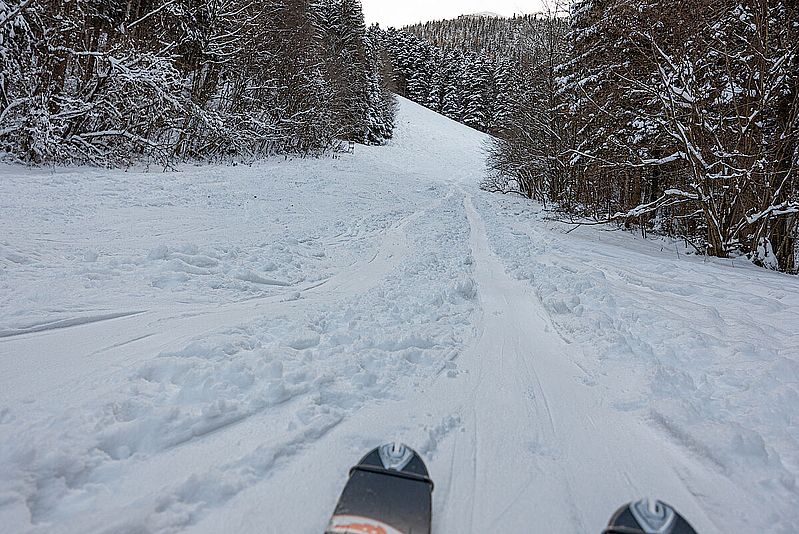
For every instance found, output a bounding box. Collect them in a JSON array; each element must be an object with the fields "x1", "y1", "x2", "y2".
[{"x1": 361, "y1": 1, "x2": 545, "y2": 28}]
